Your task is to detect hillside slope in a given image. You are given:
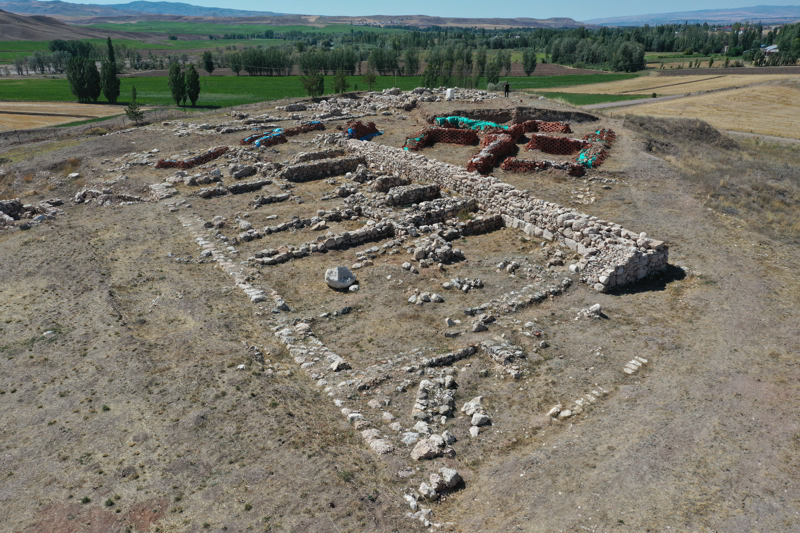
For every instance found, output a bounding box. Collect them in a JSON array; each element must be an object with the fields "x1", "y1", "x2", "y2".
[{"x1": 0, "y1": 8, "x2": 166, "y2": 40}]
